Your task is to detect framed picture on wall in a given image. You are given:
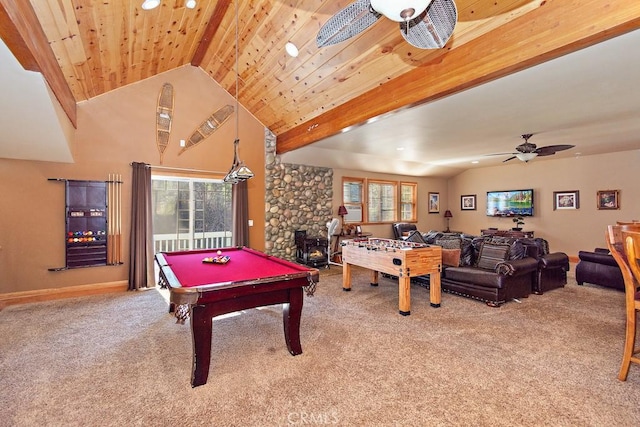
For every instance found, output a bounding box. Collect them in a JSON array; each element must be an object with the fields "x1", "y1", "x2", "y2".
[
  {"x1": 597, "y1": 190, "x2": 620, "y2": 210},
  {"x1": 553, "y1": 190, "x2": 580, "y2": 210},
  {"x1": 461, "y1": 195, "x2": 476, "y2": 211},
  {"x1": 428, "y1": 192, "x2": 440, "y2": 214}
]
